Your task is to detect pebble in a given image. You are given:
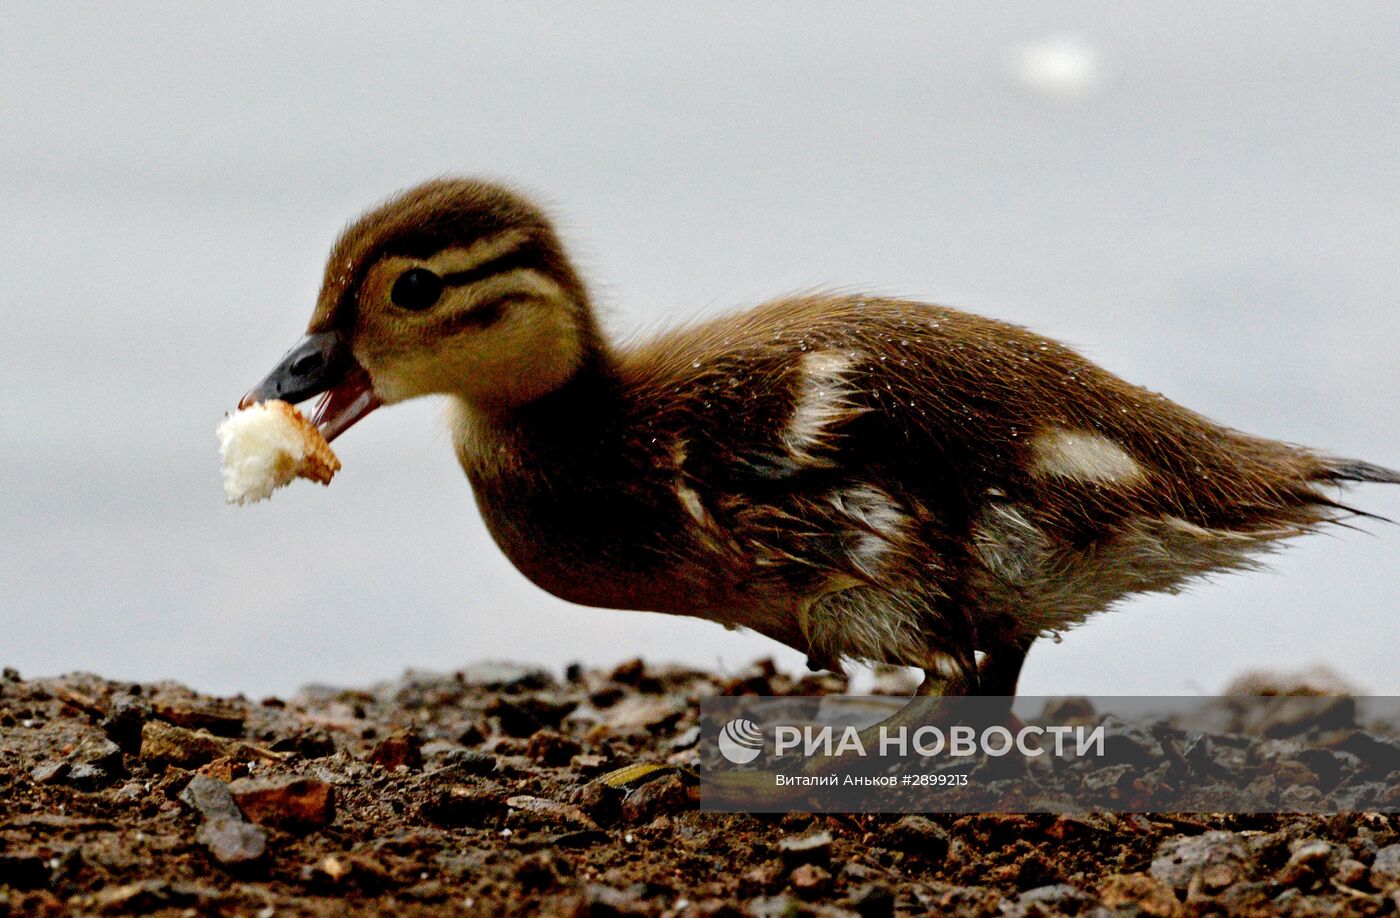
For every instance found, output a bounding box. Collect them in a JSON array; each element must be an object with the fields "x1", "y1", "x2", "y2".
[
  {"x1": 618, "y1": 772, "x2": 698, "y2": 824},
  {"x1": 269, "y1": 727, "x2": 336, "y2": 760},
  {"x1": 1278, "y1": 839, "x2": 1349, "y2": 889},
  {"x1": 778, "y1": 831, "x2": 833, "y2": 870},
  {"x1": 571, "y1": 780, "x2": 625, "y2": 826},
  {"x1": 29, "y1": 736, "x2": 125, "y2": 790},
  {"x1": 29, "y1": 761, "x2": 69, "y2": 785},
  {"x1": 574, "y1": 882, "x2": 648, "y2": 917},
  {"x1": 1150, "y1": 830, "x2": 1248, "y2": 893},
  {"x1": 139, "y1": 721, "x2": 230, "y2": 768},
  {"x1": 1097, "y1": 872, "x2": 1179, "y2": 916},
  {"x1": 1372, "y1": 844, "x2": 1400, "y2": 888},
  {"x1": 196, "y1": 817, "x2": 267, "y2": 865},
  {"x1": 99, "y1": 694, "x2": 150, "y2": 753},
  {"x1": 150, "y1": 701, "x2": 245, "y2": 737},
  {"x1": 883, "y1": 815, "x2": 949, "y2": 858},
  {"x1": 367, "y1": 731, "x2": 423, "y2": 771},
  {"x1": 1005, "y1": 883, "x2": 1091, "y2": 918},
  {"x1": 194, "y1": 756, "x2": 250, "y2": 782},
  {"x1": 179, "y1": 775, "x2": 243, "y2": 822},
  {"x1": 526, "y1": 729, "x2": 582, "y2": 766},
  {"x1": 85, "y1": 880, "x2": 205, "y2": 914},
  {"x1": 505, "y1": 794, "x2": 599, "y2": 831},
  {"x1": 435, "y1": 749, "x2": 499, "y2": 777},
  {"x1": 228, "y1": 776, "x2": 335, "y2": 832},
  {"x1": 486, "y1": 698, "x2": 545, "y2": 737},
  {"x1": 789, "y1": 863, "x2": 831, "y2": 899},
  {"x1": 458, "y1": 661, "x2": 553, "y2": 690},
  {"x1": 418, "y1": 785, "x2": 507, "y2": 828},
  {"x1": 846, "y1": 882, "x2": 895, "y2": 918},
  {"x1": 0, "y1": 853, "x2": 48, "y2": 890},
  {"x1": 1337, "y1": 858, "x2": 1369, "y2": 888}
]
